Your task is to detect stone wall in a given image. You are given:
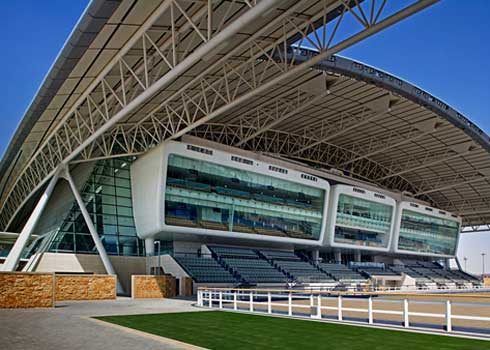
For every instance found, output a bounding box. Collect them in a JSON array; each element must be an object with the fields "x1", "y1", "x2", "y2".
[
  {"x1": 55, "y1": 274, "x2": 116, "y2": 301},
  {"x1": 132, "y1": 275, "x2": 176, "y2": 299},
  {"x1": 36, "y1": 253, "x2": 146, "y2": 295},
  {"x1": 182, "y1": 277, "x2": 193, "y2": 297},
  {"x1": 0, "y1": 272, "x2": 54, "y2": 308}
]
